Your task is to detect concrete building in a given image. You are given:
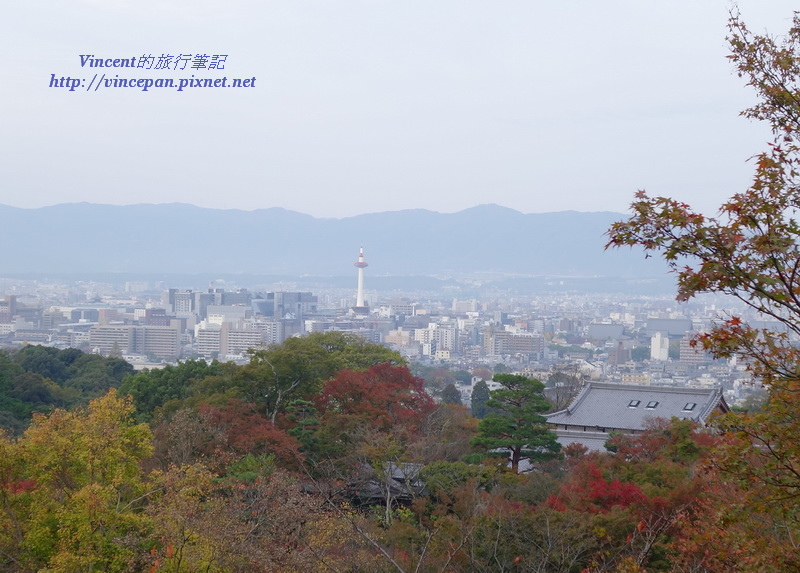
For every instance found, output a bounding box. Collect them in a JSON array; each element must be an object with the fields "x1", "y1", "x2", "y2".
[
  {"x1": 384, "y1": 327, "x2": 414, "y2": 347},
  {"x1": 207, "y1": 305, "x2": 250, "y2": 324},
  {"x1": 249, "y1": 319, "x2": 283, "y2": 346},
  {"x1": 679, "y1": 333, "x2": 707, "y2": 364},
  {"x1": 89, "y1": 324, "x2": 180, "y2": 360},
  {"x1": 380, "y1": 299, "x2": 416, "y2": 317},
  {"x1": 433, "y1": 324, "x2": 458, "y2": 352},
  {"x1": 89, "y1": 324, "x2": 136, "y2": 355},
  {"x1": 195, "y1": 323, "x2": 222, "y2": 357},
  {"x1": 0, "y1": 295, "x2": 17, "y2": 323},
  {"x1": 650, "y1": 331, "x2": 670, "y2": 361},
  {"x1": 173, "y1": 291, "x2": 194, "y2": 314},
  {"x1": 484, "y1": 329, "x2": 544, "y2": 359},
  {"x1": 221, "y1": 324, "x2": 267, "y2": 356},
  {"x1": 252, "y1": 292, "x2": 317, "y2": 321},
  {"x1": 139, "y1": 325, "x2": 181, "y2": 360}
]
